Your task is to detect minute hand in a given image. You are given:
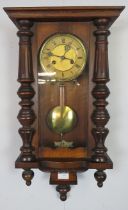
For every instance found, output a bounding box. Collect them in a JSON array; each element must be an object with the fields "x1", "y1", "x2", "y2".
[
  {"x1": 51, "y1": 53, "x2": 74, "y2": 62},
  {"x1": 63, "y1": 56, "x2": 74, "y2": 62},
  {"x1": 50, "y1": 45, "x2": 71, "y2": 58},
  {"x1": 49, "y1": 53, "x2": 64, "y2": 59}
]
